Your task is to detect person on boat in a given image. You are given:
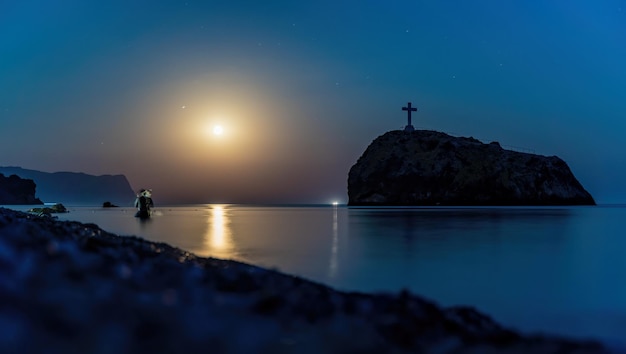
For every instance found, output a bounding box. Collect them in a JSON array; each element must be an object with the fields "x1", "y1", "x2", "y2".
[{"x1": 134, "y1": 189, "x2": 154, "y2": 218}]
